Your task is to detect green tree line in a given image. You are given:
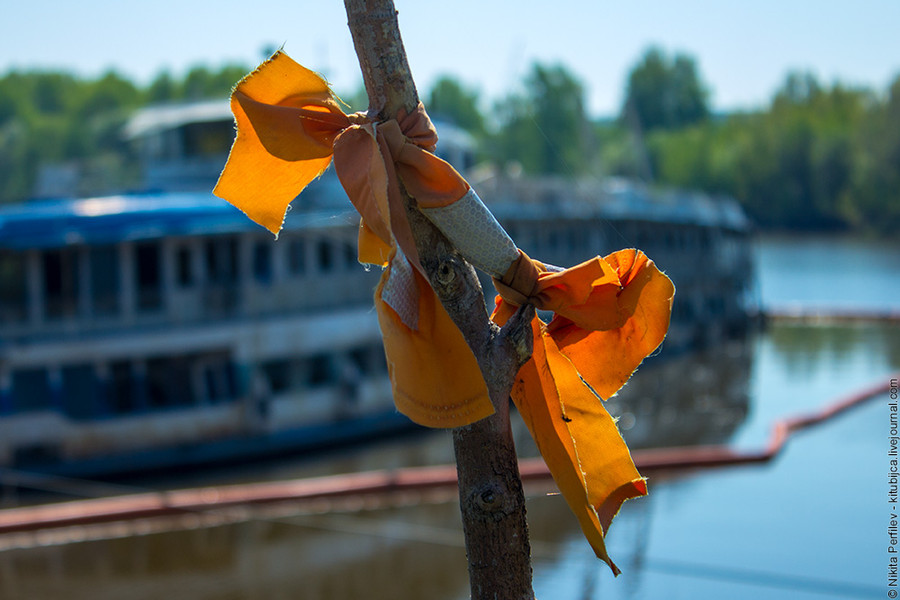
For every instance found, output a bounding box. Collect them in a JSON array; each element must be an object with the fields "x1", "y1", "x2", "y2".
[
  {"x1": 432, "y1": 47, "x2": 899, "y2": 236},
  {"x1": 1, "y1": 51, "x2": 898, "y2": 235},
  {"x1": 0, "y1": 63, "x2": 248, "y2": 201},
  {"x1": 634, "y1": 68, "x2": 900, "y2": 234}
]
